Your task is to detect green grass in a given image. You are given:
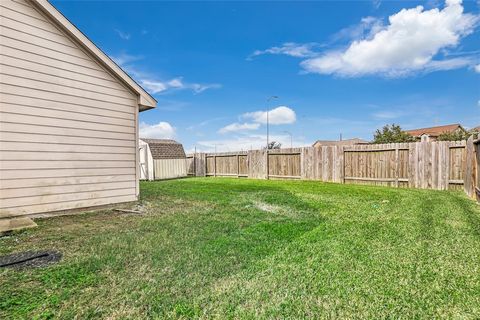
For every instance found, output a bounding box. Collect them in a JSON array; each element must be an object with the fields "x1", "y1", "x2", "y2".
[{"x1": 1, "y1": 178, "x2": 480, "y2": 319}]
